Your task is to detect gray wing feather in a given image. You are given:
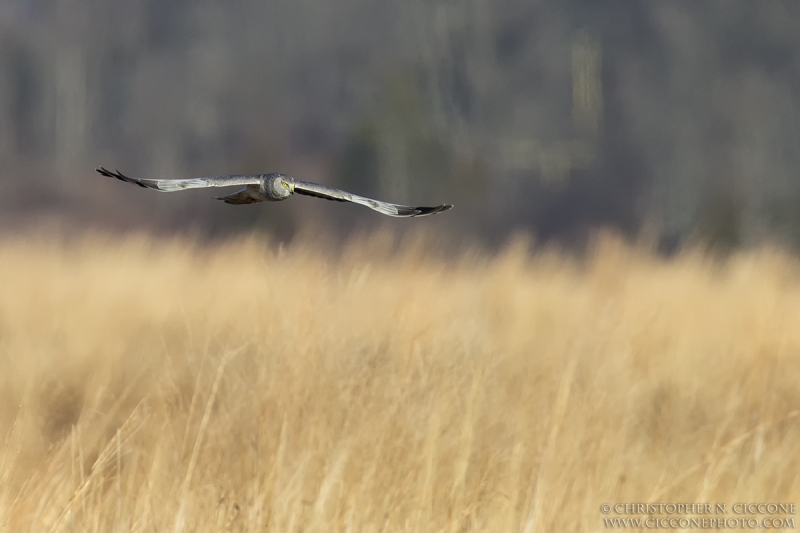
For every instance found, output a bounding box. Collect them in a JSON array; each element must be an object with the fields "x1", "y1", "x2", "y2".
[
  {"x1": 96, "y1": 167, "x2": 261, "y2": 192},
  {"x1": 293, "y1": 180, "x2": 453, "y2": 217}
]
